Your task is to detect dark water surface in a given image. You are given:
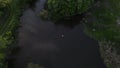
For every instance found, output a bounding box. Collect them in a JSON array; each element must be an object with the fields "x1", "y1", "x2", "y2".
[{"x1": 13, "y1": 0, "x2": 106, "y2": 68}]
